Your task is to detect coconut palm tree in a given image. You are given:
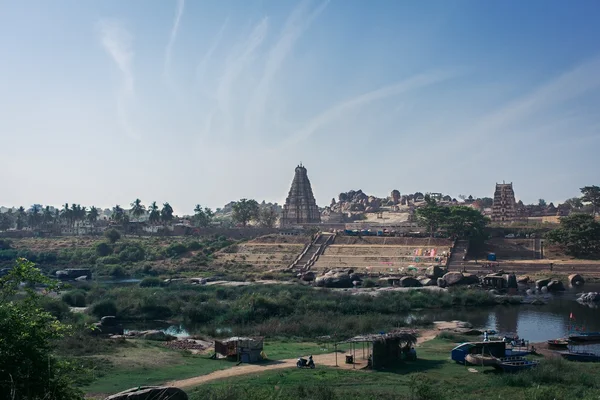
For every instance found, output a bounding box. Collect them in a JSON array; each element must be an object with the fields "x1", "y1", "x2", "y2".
[
  {"x1": 148, "y1": 201, "x2": 160, "y2": 225},
  {"x1": 42, "y1": 206, "x2": 53, "y2": 229},
  {"x1": 161, "y1": 203, "x2": 174, "y2": 224},
  {"x1": 112, "y1": 205, "x2": 124, "y2": 223},
  {"x1": 16, "y1": 206, "x2": 26, "y2": 230},
  {"x1": 130, "y1": 199, "x2": 146, "y2": 221},
  {"x1": 88, "y1": 206, "x2": 99, "y2": 234}
]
